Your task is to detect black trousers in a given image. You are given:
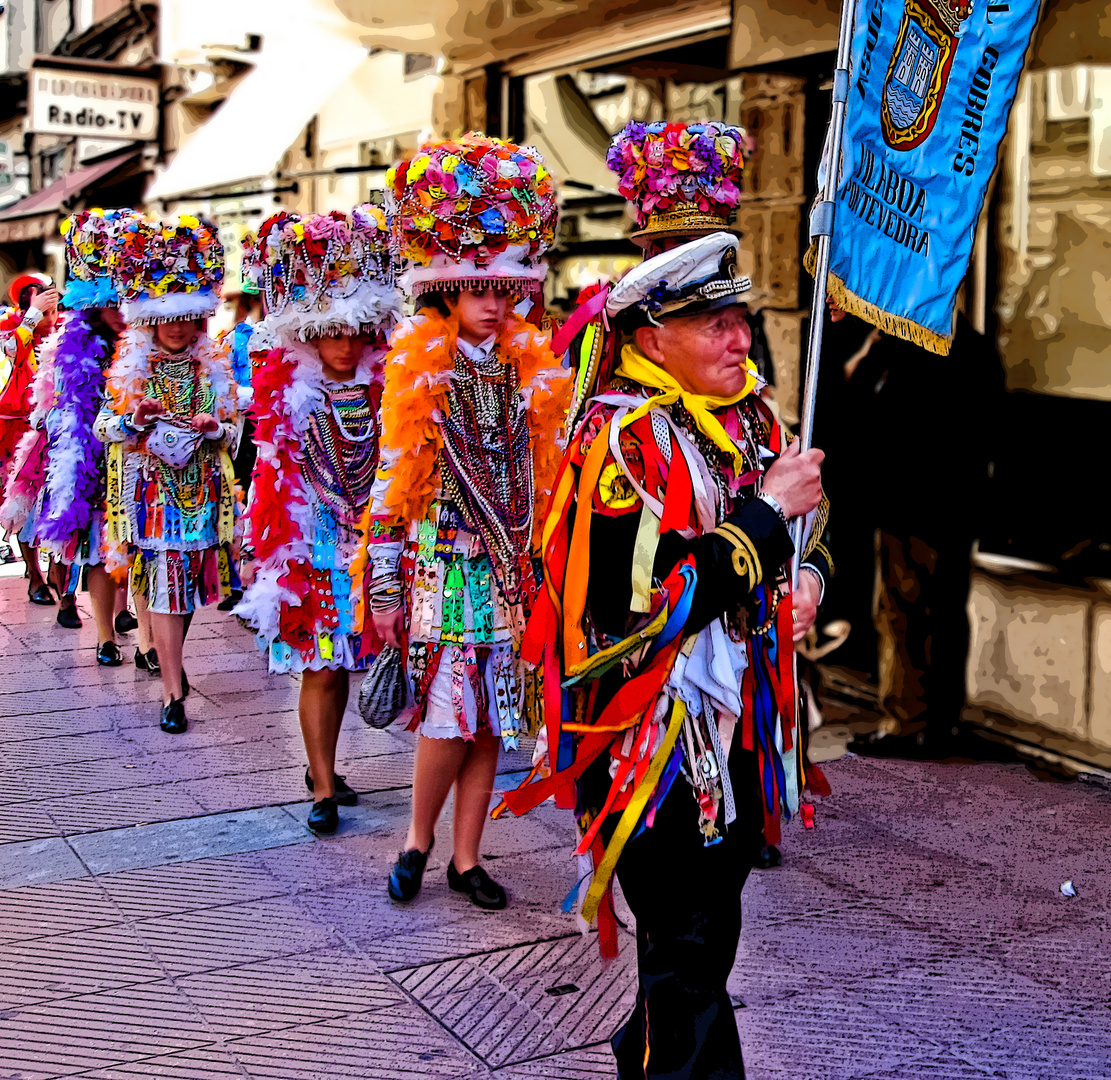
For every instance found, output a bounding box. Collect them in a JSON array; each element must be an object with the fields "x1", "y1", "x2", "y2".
[{"x1": 608, "y1": 752, "x2": 761, "y2": 1080}]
